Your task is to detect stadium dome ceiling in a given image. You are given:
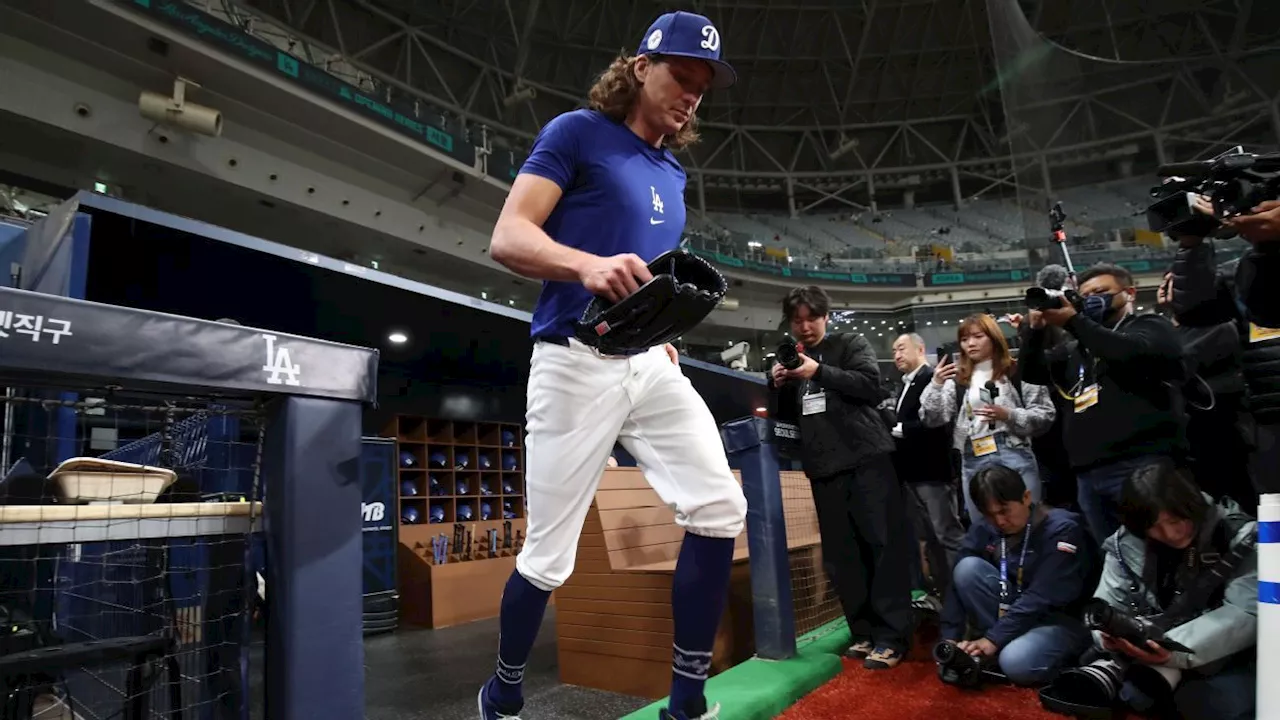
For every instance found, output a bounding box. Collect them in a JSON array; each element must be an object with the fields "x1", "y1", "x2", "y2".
[{"x1": 242, "y1": 0, "x2": 1278, "y2": 210}]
